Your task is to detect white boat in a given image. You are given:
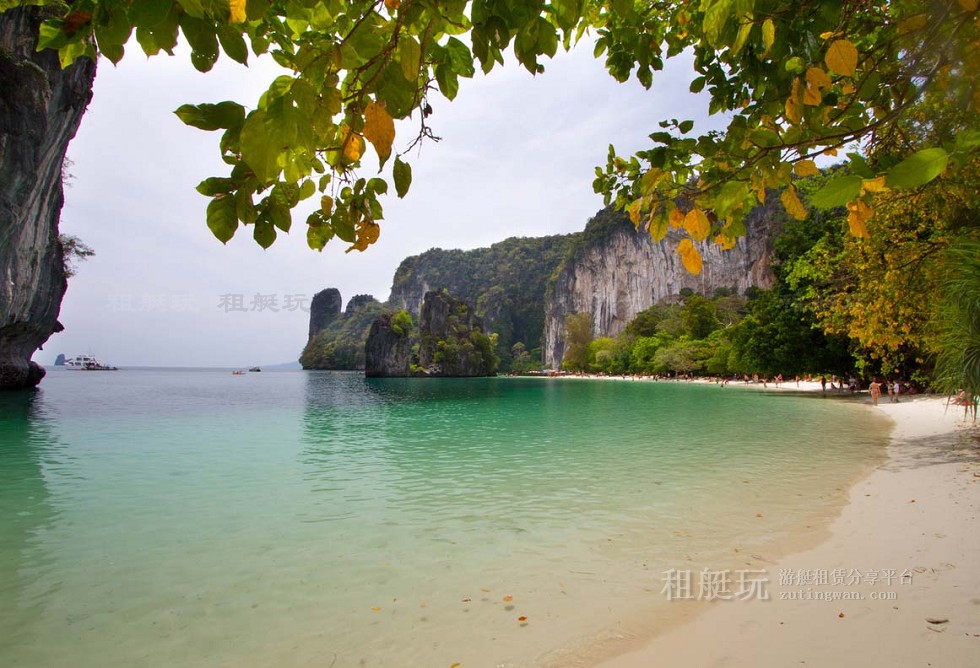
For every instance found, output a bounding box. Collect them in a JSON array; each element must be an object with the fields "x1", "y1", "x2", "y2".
[{"x1": 64, "y1": 355, "x2": 117, "y2": 371}]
